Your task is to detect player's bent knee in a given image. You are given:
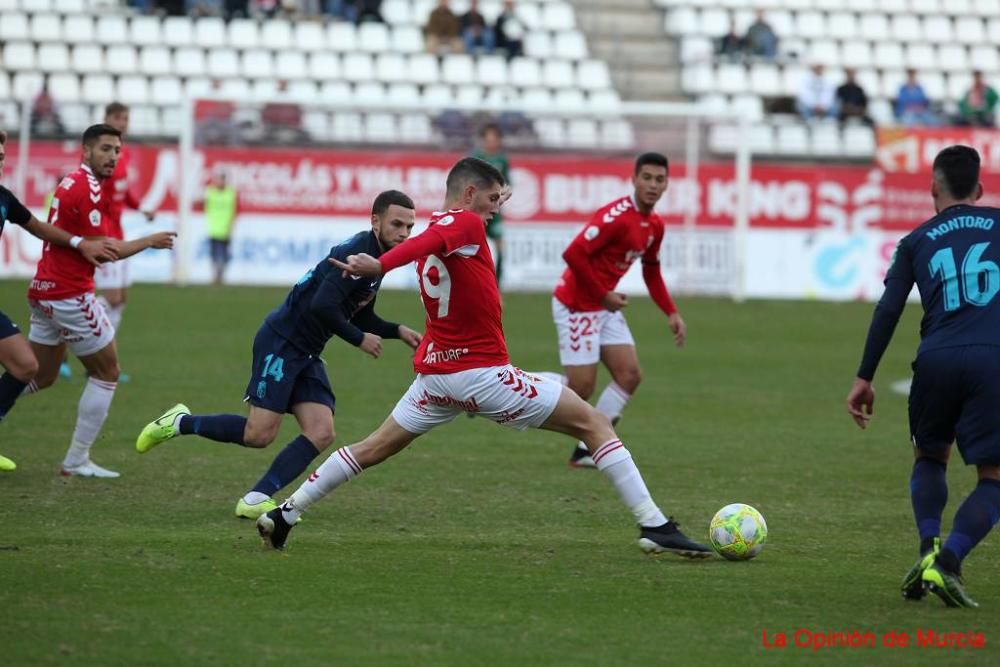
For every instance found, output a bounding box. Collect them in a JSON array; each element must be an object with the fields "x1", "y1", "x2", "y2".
[
  {"x1": 568, "y1": 378, "x2": 596, "y2": 401},
  {"x1": 243, "y1": 425, "x2": 278, "y2": 448},
  {"x1": 618, "y1": 366, "x2": 642, "y2": 392},
  {"x1": 307, "y1": 427, "x2": 335, "y2": 451},
  {"x1": 9, "y1": 354, "x2": 39, "y2": 383}
]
